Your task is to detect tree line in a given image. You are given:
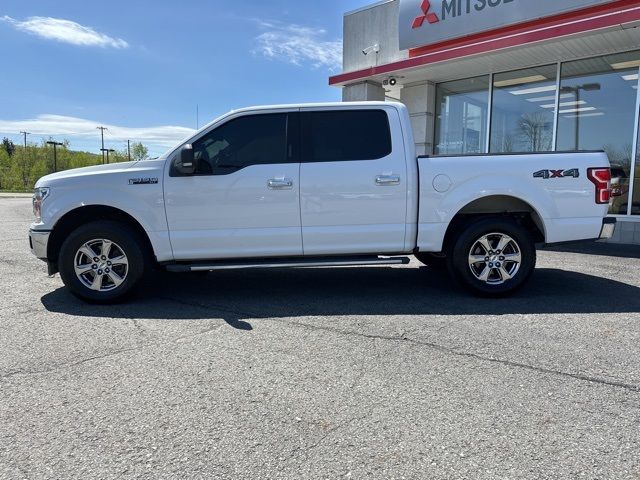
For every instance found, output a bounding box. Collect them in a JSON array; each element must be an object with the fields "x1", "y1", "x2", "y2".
[{"x1": 0, "y1": 138, "x2": 149, "y2": 191}]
